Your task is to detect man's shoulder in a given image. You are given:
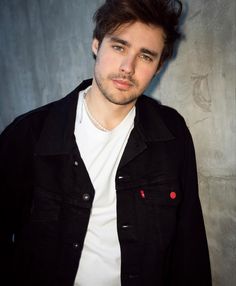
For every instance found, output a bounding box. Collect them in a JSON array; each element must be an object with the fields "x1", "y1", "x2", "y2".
[
  {"x1": 136, "y1": 94, "x2": 191, "y2": 142},
  {"x1": 0, "y1": 79, "x2": 92, "y2": 147},
  {"x1": 1, "y1": 80, "x2": 90, "y2": 137},
  {"x1": 1, "y1": 101, "x2": 54, "y2": 140},
  {"x1": 0, "y1": 92, "x2": 70, "y2": 147},
  {"x1": 138, "y1": 95, "x2": 186, "y2": 126}
]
